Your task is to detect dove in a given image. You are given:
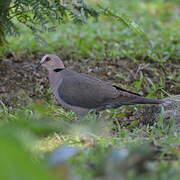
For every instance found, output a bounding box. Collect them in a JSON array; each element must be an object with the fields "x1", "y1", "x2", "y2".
[{"x1": 38, "y1": 54, "x2": 164, "y2": 116}]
